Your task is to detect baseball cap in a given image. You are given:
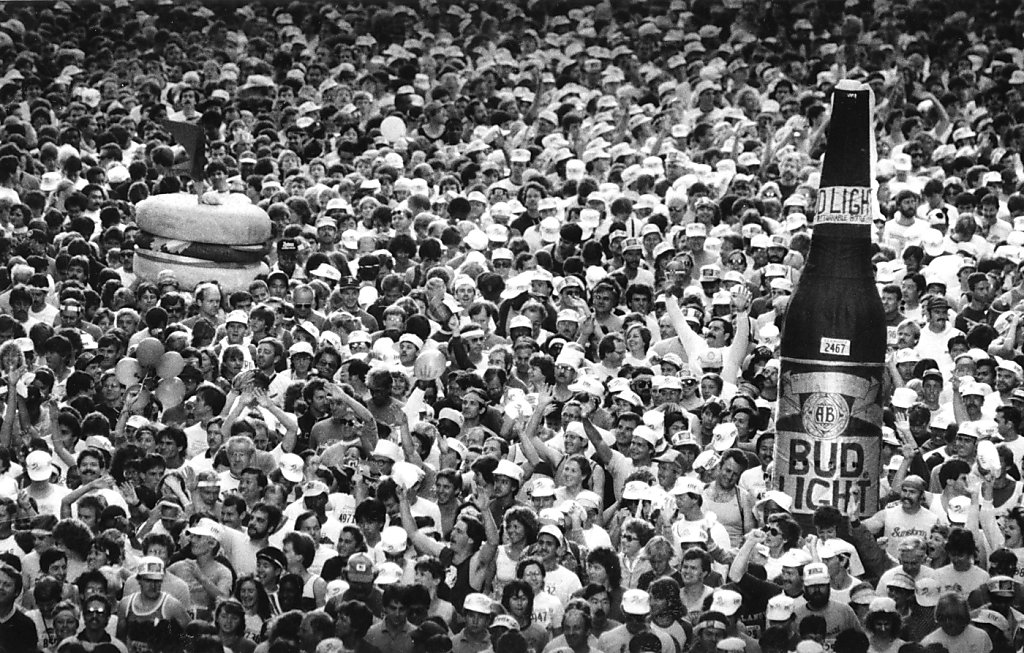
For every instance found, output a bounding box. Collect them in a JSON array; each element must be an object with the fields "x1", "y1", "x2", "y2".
[
  {"x1": 946, "y1": 496, "x2": 971, "y2": 524},
  {"x1": 778, "y1": 548, "x2": 813, "y2": 569},
  {"x1": 622, "y1": 589, "x2": 652, "y2": 615},
  {"x1": 766, "y1": 594, "x2": 795, "y2": 621},
  {"x1": 346, "y1": 553, "x2": 375, "y2": 583},
  {"x1": 494, "y1": 459, "x2": 524, "y2": 483},
  {"x1": 710, "y1": 589, "x2": 742, "y2": 616},
  {"x1": 225, "y1": 310, "x2": 247, "y2": 325},
  {"x1": 464, "y1": 593, "x2": 492, "y2": 614},
  {"x1": 491, "y1": 614, "x2": 520, "y2": 631},
  {"x1": 973, "y1": 608, "x2": 1009, "y2": 631},
  {"x1": 278, "y1": 453, "x2": 304, "y2": 483},
  {"x1": 538, "y1": 525, "x2": 564, "y2": 546},
  {"x1": 26, "y1": 450, "x2": 55, "y2": 482},
  {"x1": 136, "y1": 556, "x2": 165, "y2": 580},
  {"x1": 915, "y1": 578, "x2": 941, "y2": 606},
  {"x1": 530, "y1": 477, "x2": 557, "y2": 498},
  {"x1": 186, "y1": 518, "x2": 222, "y2": 540},
  {"x1": 375, "y1": 562, "x2": 404, "y2": 586},
  {"x1": 886, "y1": 571, "x2": 916, "y2": 591},
  {"x1": 986, "y1": 575, "x2": 1018, "y2": 597},
  {"x1": 803, "y1": 562, "x2": 830, "y2": 586},
  {"x1": 622, "y1": 480, "x2": 650, "y2": 501}
]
